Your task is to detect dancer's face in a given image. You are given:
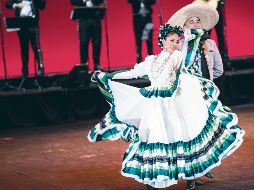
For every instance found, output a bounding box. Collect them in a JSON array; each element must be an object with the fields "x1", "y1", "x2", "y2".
[
  {"x1": 184, "y1": 17, "x2": 202, "y2": 30},
  {"x1": 162, "y1": 33, "x2": 180, "y2": 53}
]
